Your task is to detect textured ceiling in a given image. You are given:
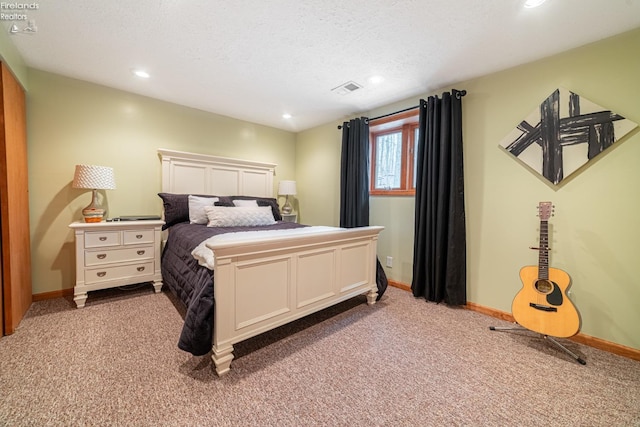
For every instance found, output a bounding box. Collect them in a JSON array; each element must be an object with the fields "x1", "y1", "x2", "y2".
[{"x1": 4, "y1": 0, "x2": 640, "y2": 131}]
